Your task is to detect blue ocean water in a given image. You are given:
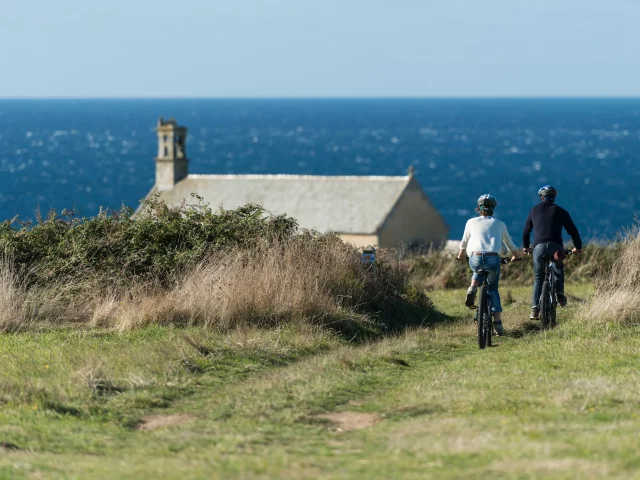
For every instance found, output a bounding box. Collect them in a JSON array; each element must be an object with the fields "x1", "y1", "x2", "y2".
[{"x1": 1, "y1": 98, "x2": 639, "y2": 241}]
